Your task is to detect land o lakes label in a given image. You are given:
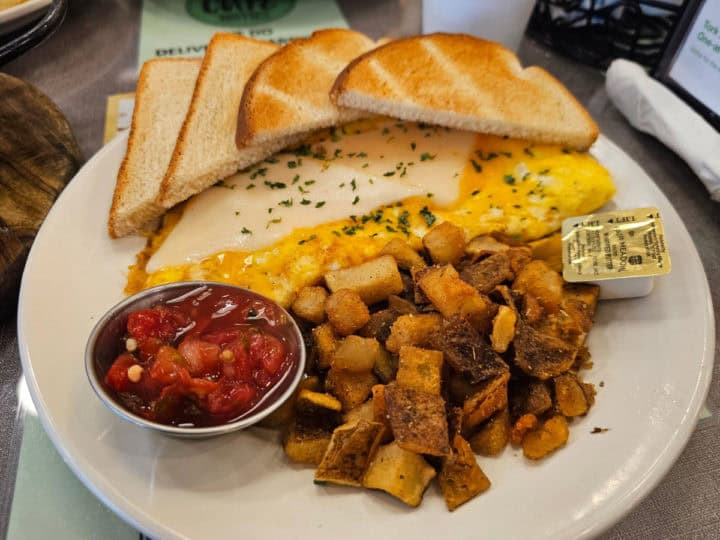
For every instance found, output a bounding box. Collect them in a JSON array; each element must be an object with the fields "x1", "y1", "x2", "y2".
[{"x1": 186, "y1": 0, "x2": 297, "y2": 26}]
